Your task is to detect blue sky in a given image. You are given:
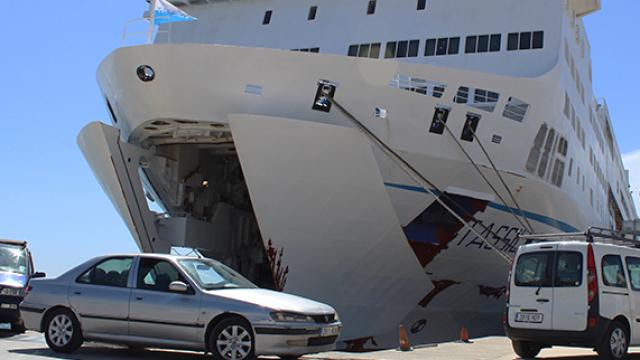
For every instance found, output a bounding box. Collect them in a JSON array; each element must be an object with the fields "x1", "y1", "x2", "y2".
[{"x1": 0, "y1": 1, "x2": 639, "y2": 276}]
